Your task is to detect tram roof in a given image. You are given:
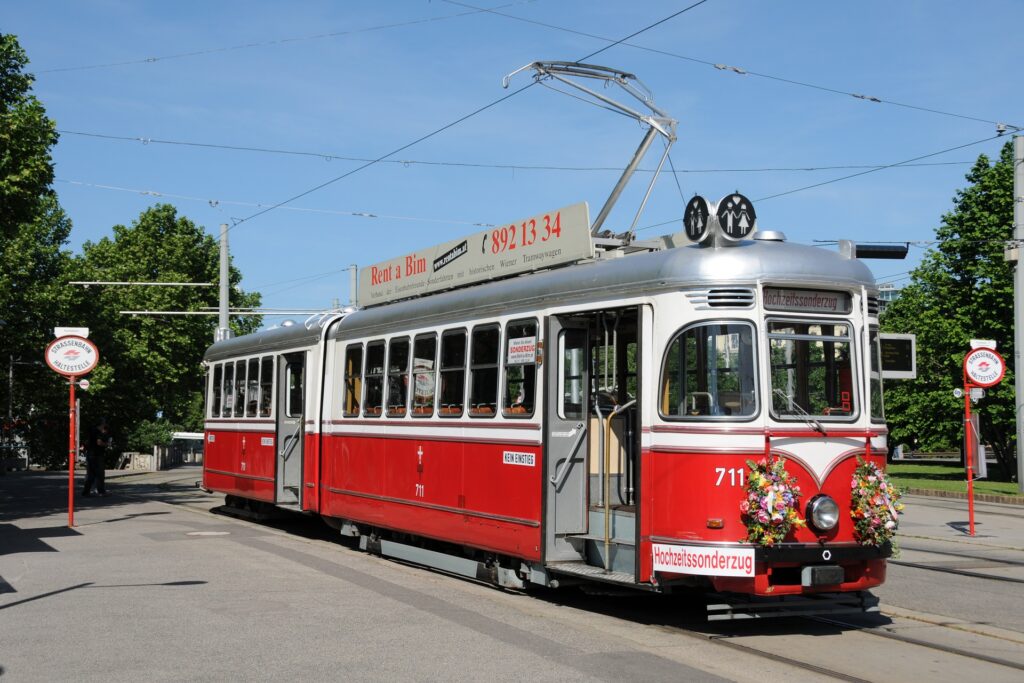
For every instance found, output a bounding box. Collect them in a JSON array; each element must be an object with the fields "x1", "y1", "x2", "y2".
[
  {"x1": 329, "y1": 237, "x2": 875, "y2": 339},
  {"x1": 204, "y1": 314, "x2": 341, "y2": 362},
  {"x1": 202, "y1": 237, "x2": 876, "y2": 361}
]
